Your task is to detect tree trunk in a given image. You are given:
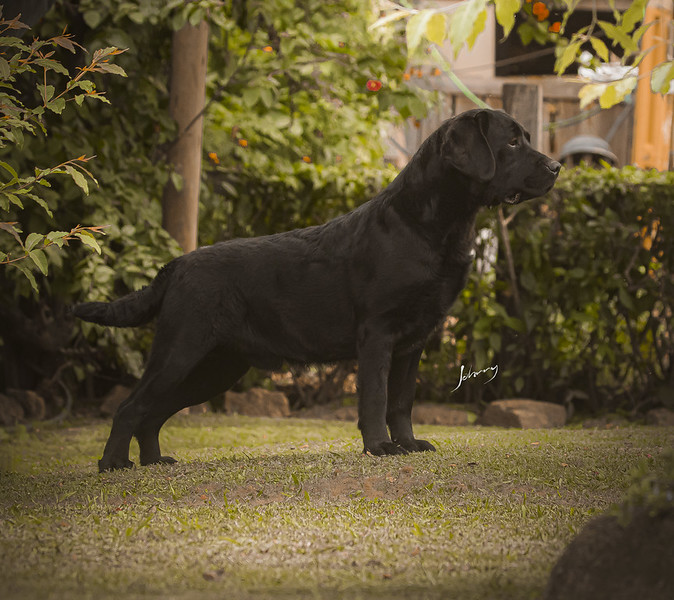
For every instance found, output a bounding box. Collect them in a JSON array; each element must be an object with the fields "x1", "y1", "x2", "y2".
[{"x1": 161, "y1": 20, "x2": 209, "y2": 253}]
